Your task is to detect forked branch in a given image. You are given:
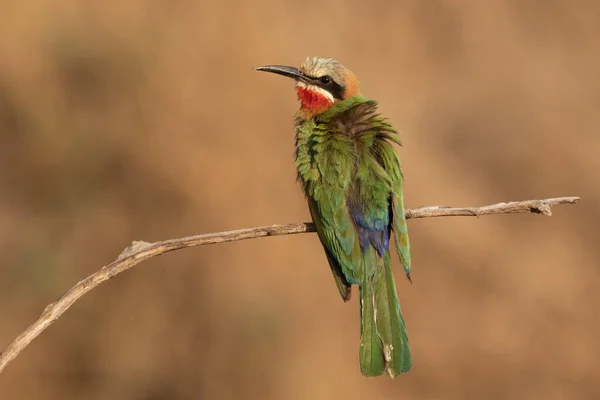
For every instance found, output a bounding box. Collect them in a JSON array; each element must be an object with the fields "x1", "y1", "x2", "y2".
[{"x1": 0, "y1": 196, "x2": 580, "y2": 373}]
